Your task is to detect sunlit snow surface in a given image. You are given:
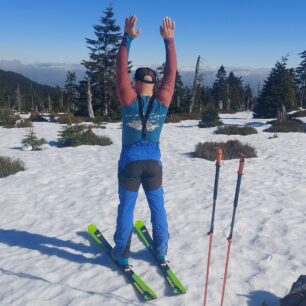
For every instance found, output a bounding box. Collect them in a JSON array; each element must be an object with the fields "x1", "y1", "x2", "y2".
[{"x1": 0, "y1": 112, "x2": 306, "y2": 306}]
